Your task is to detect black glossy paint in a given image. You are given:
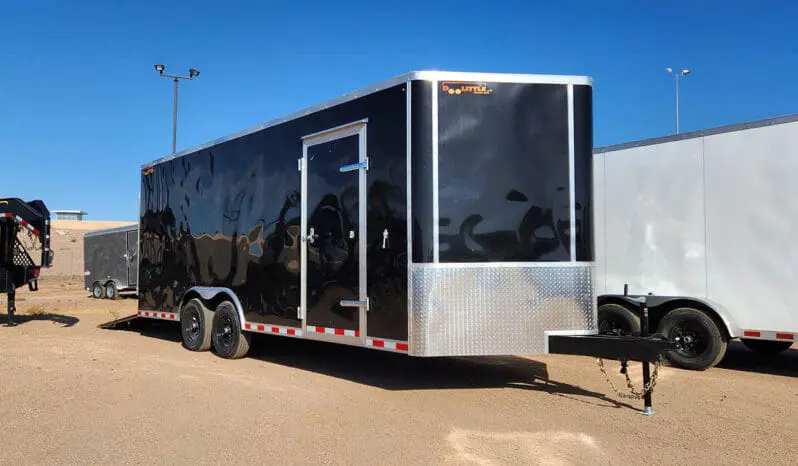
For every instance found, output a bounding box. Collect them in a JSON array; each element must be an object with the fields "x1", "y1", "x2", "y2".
[
  {"x1": 437, "y1": 82, "x2": 572, "y2": 262},
  {"x1": 140, "y1": 84, "x2": 409, "y2": 341},
  {"x1": 411, "y1": 80, "x2": 434, "y2": 263},
  {"x1": 305, "y1": 135, "x2": 360, "y2": 331},
  {"x1": 573, "y1": 85, "x2": 593, "y2": 261}
]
